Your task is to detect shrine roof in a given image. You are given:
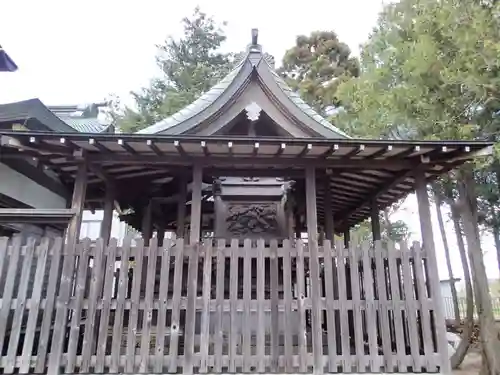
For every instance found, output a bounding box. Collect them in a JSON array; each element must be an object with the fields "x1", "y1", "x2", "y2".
[
  {"x1": 0, "y1": 130, "x2": 492, "y2": 229},
  {"x1": 136, "y1": 30, "x2": 349, "y2": 138}
]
